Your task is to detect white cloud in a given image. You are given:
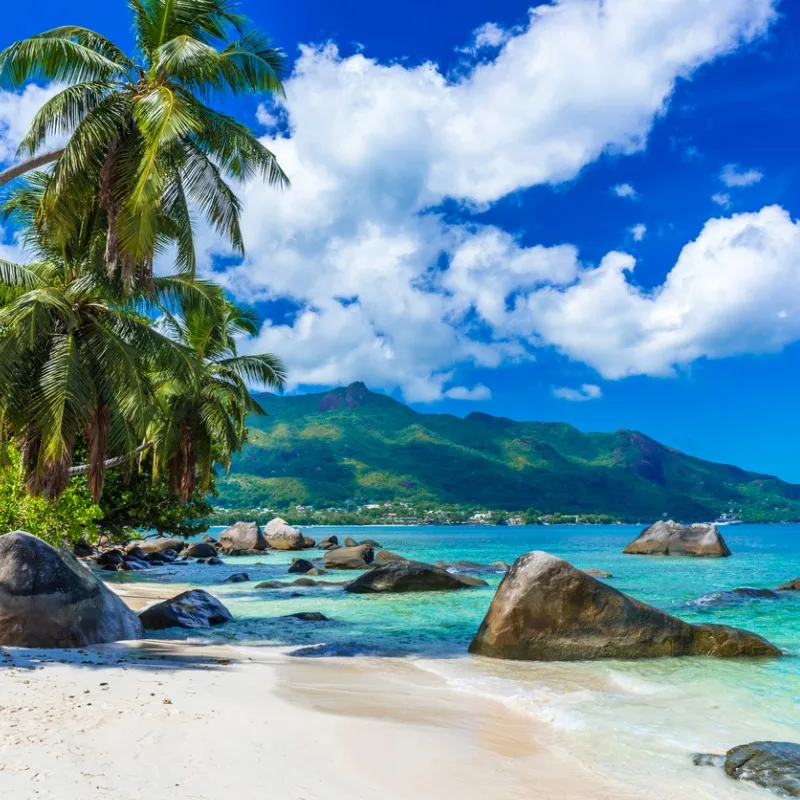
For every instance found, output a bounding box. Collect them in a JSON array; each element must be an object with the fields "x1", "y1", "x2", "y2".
[
  {"x1": 612, "y1": 183, "x2": 638, "y2": 199},
  {"x1": 461, "y1": 22, "x2": 513, "y2": 54},
  {"x1": 720, "y1": 163, "x2": 763, "y2": 187},
  {"x1": 712, "y1": 192, "x2": 731, "y2": 207},
  {"x1": 630, "y1": 223, "x2": 647, "y2": 241},
  {"x1": 207, "y1": 0, "x2": 778, "y2": 400},
  {"x1": 553, "y1": 384, "x2": 603, "y2": 401},
  {"x1": 520, "y1": 206, "x2": 800, "y2": 379},
  {"x1": 0, "y1": 84, "x2": 63, "y2": 165},
  {"x1": 444, "y1": 384, "x2": 492, "y2": 401},
  {"x1": 0, "y1": 1, "x2": 781, "y2": 401}
]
